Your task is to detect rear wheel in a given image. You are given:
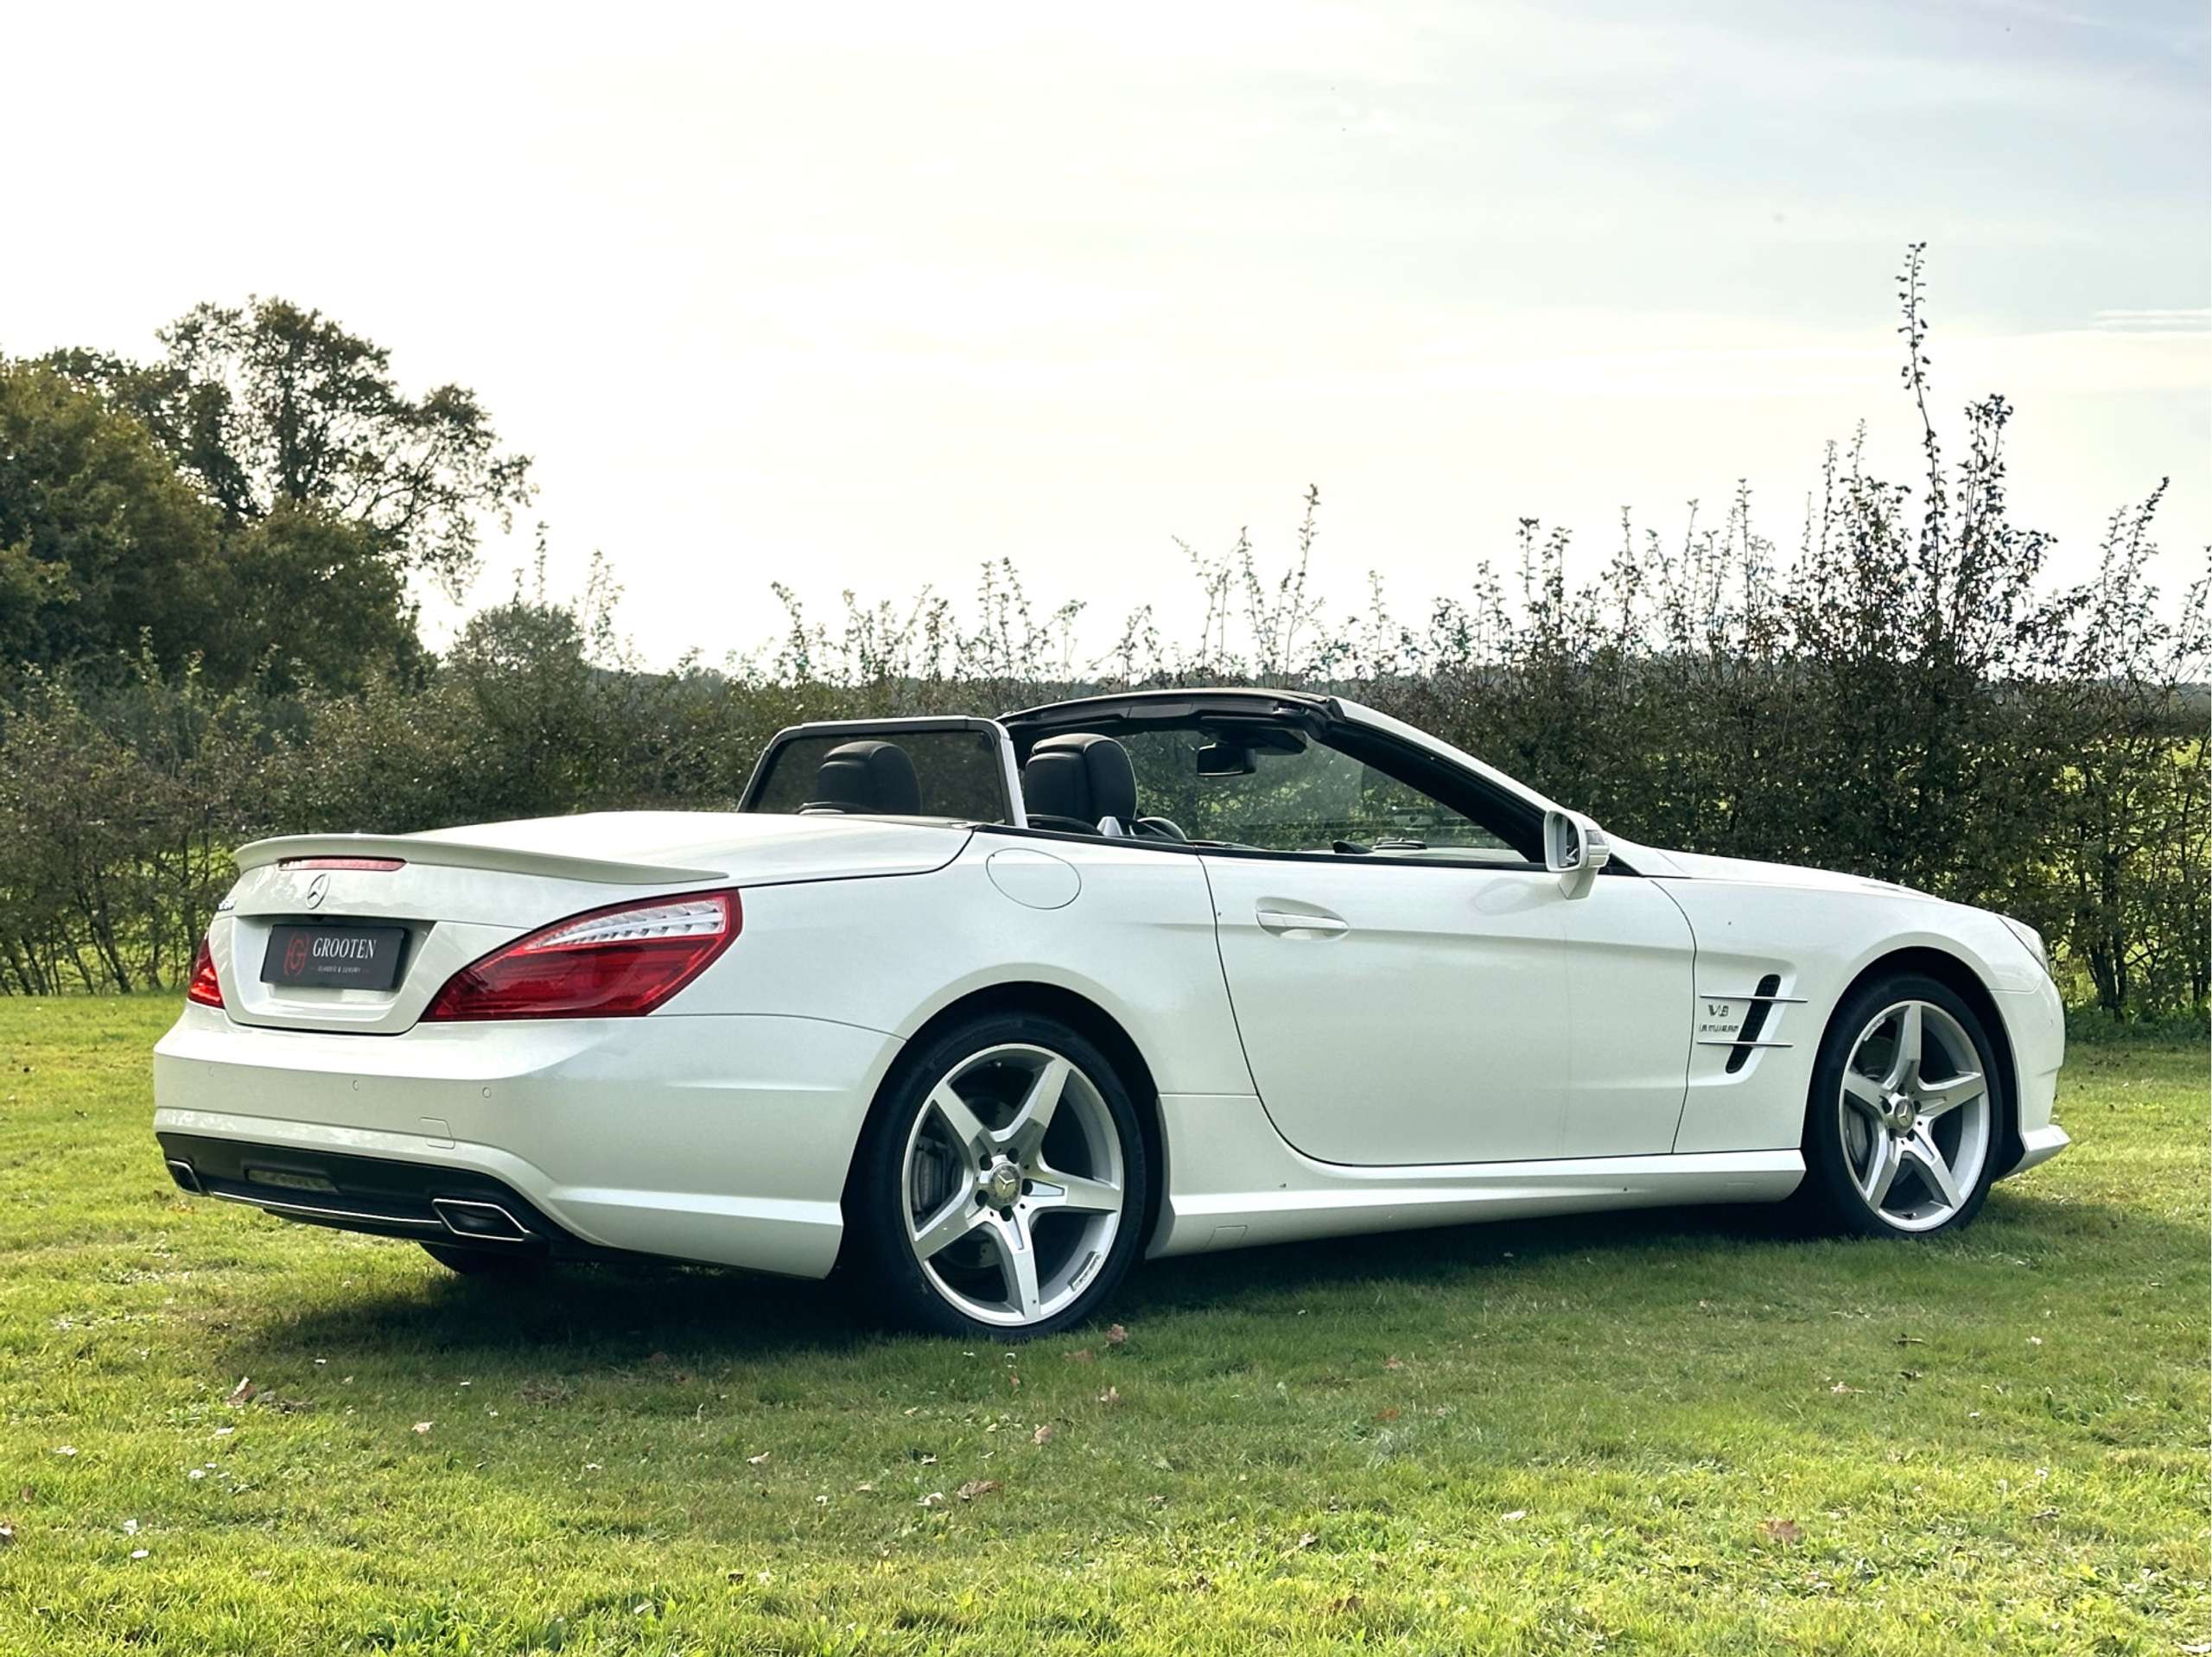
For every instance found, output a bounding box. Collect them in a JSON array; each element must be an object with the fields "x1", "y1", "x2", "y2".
[
  {"x1": 848, "y1": 1013, "x2": 1147, "y2": 1338},
  {"x1": 420, "y1": 1241, "x2": 550, "y2": 1279},
  {"x1": 1800, "y1": 972, "x2": 2003, "y2": 1237}
]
